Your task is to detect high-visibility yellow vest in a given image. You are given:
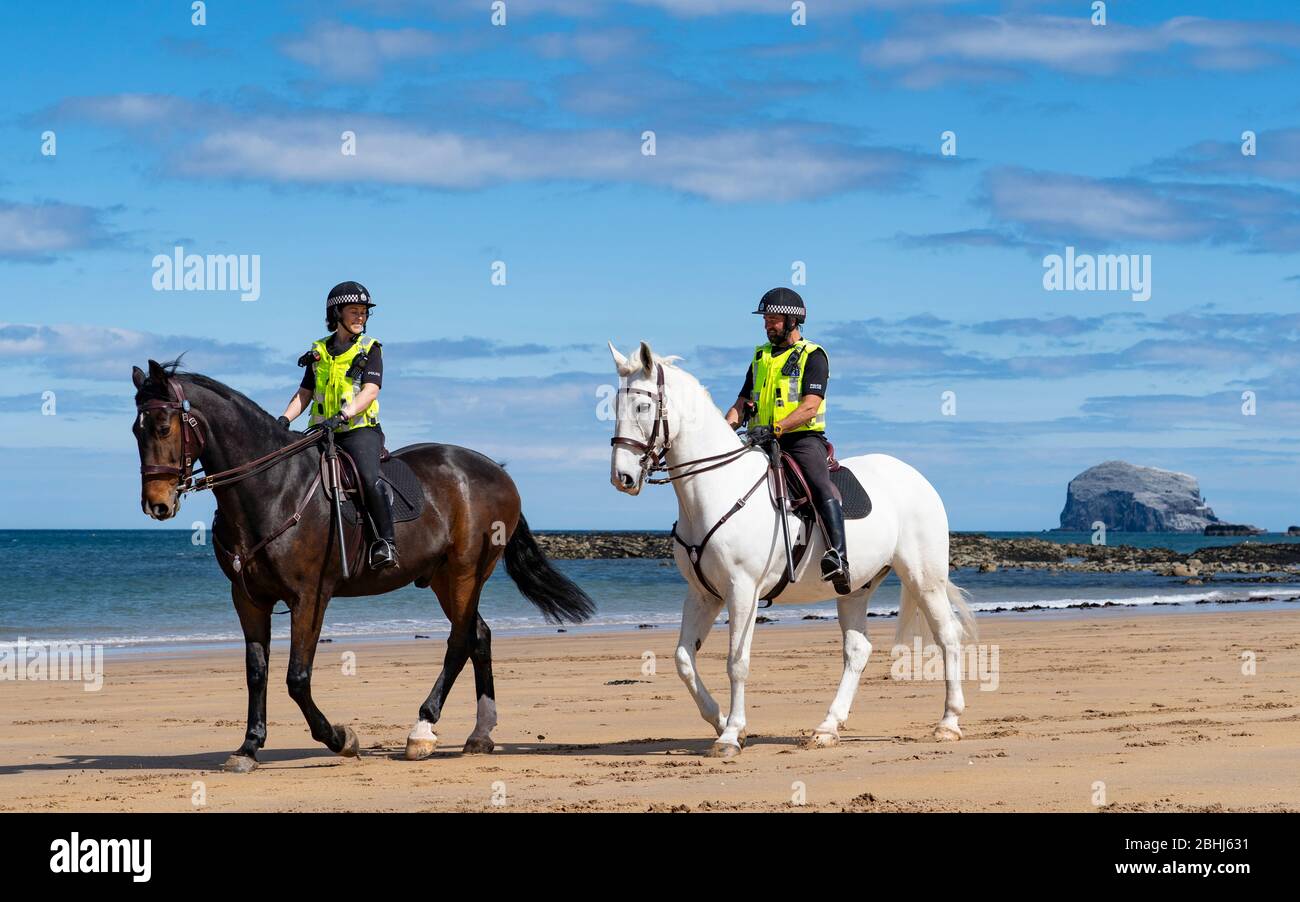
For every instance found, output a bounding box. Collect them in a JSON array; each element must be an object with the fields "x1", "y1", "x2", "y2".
[
  {"x1": 751, "y1": 340, "x2": 826, "y2": 433},
  {"x1": 307, "y1": 334, "x2": 380, "y2": 432}
]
